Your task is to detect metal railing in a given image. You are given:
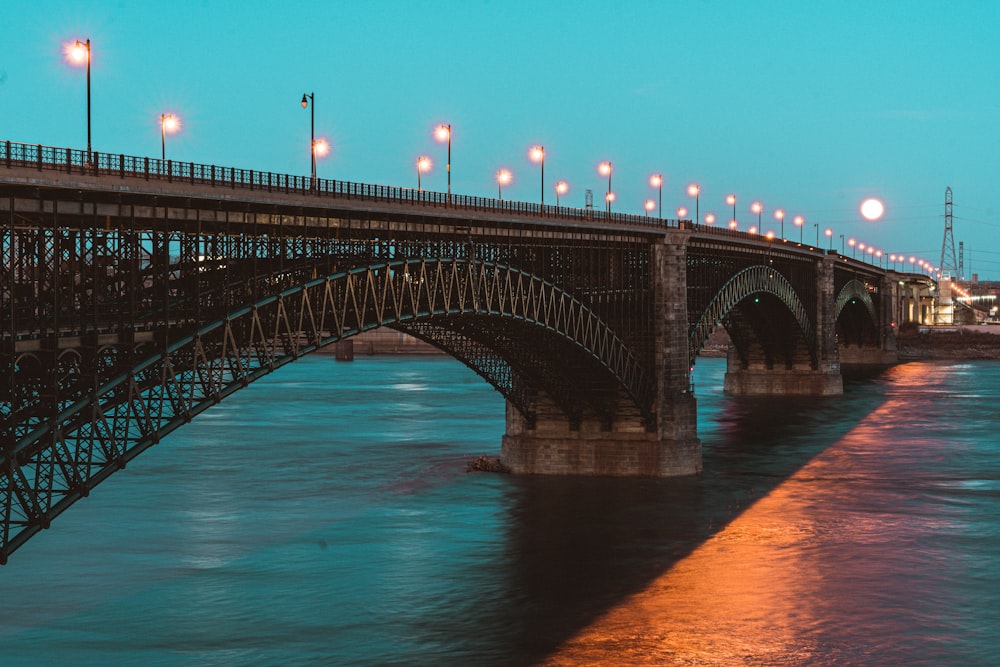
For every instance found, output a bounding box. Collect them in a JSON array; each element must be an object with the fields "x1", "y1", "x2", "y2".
[{"x1": 1, "y1": 139, "x2": 677, "y2": 231}]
